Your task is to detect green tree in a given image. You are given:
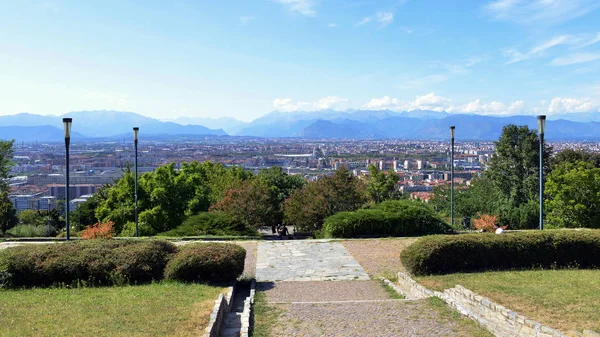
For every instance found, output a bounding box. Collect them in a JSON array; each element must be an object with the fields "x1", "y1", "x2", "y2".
[
  {"x1": 19, "y1": 210, "x2": 44, "y2": 226},
  {"x1": 284, "y1": 167, "x2": 367, "y2": 232},
  {"x1": 0, "y1": 192, "x2": 18, "y2": 233},
  {"x1": 210, "y1": 179, "x2": 278, "y2": 228},
  {"x1": 486, "y1": 125, "x2": 552, "y2": 209},
  {"x1": 365, "y1": 165, "x2": 401, "y2": 203},
  {"x1": 256, "y1": 166, "x2": 305, "y2": 224},
  {"x1": 71, "y1": 184, "x2": 109, "y2": 228},
  {"x1": 545, "y1": 161, "x2": 600, "y2": 228},
  {"x1": 551, "y1": 148, "x2": 600, "y2": 169},
  {"x1": 0, "y1": 140, "x2": 15, "y2": 193}
]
